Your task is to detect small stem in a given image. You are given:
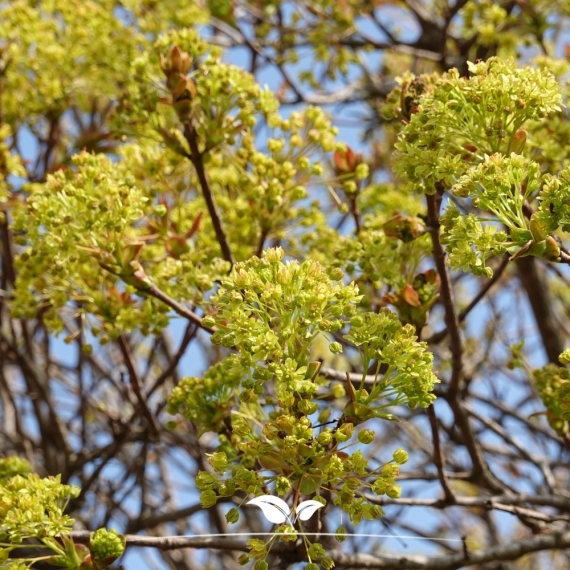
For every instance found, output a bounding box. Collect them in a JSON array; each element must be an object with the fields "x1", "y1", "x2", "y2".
[{"x1": 183, "y1": 123, "x2": 235, "y2": 267}]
